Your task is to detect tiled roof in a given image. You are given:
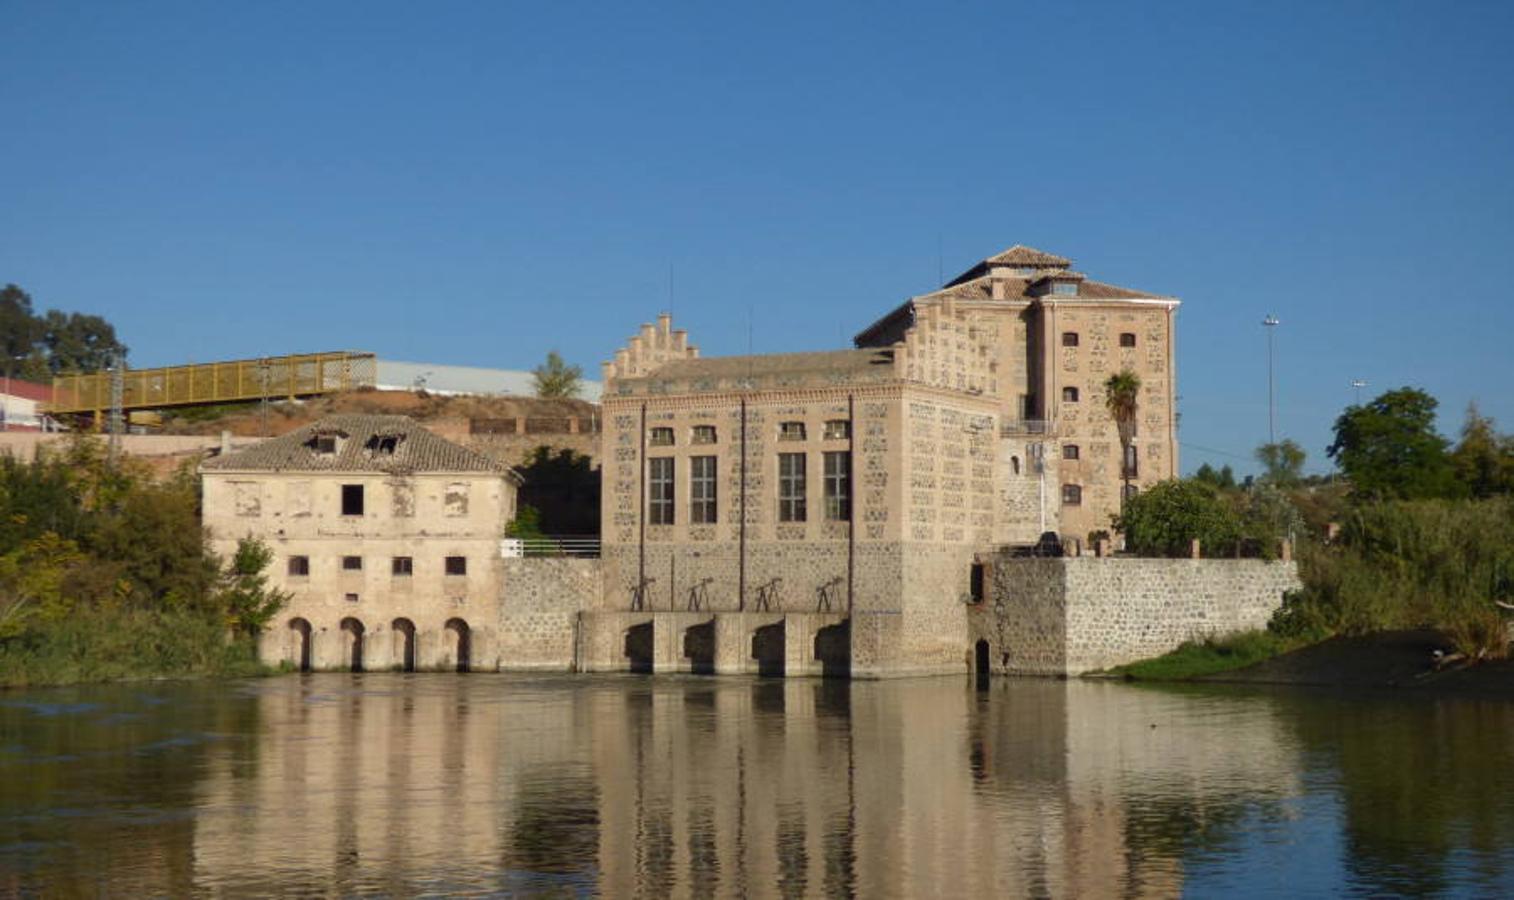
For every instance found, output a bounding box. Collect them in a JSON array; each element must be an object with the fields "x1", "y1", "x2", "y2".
[
  {"x1": 201, "y1": 414, "x2": 515, "y2": 476},
  {"x1": 643, "y1": 349, "x2": 894, "y2": 381},
  {"x1": 984, "y1": 245, "x2": 1071, "y2": 267}
]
